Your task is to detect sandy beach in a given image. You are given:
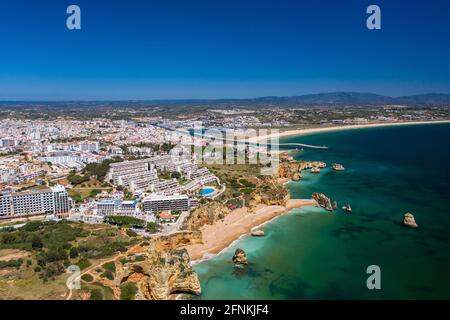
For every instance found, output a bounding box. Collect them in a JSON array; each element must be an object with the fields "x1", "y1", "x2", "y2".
[
  {"x1": 184, "y1": 199, "x2": 317, "y2": 261},
  {"x1": 244, "y1": 120, "x2": 450, "y2": 142}
]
